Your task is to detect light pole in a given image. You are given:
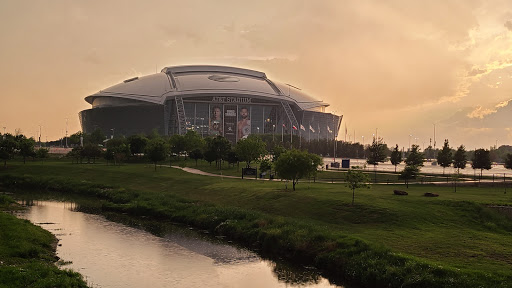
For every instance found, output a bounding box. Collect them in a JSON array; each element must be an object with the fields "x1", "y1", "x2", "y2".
[
  {"x1": 408, "y1": 134, "x2": 412, "y2": 151},
  {"x1": 65, "y1": 118, "x2": 68, "y2": 148}
]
